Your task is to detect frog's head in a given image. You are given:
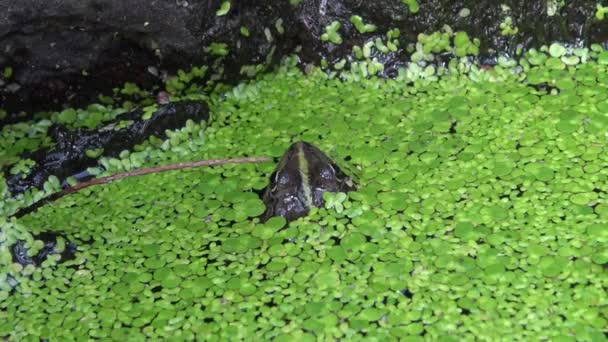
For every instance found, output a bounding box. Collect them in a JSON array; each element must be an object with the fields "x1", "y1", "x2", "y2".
[{"x1": 260, "y1": 141, "x2": 355, "y2": 222}]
